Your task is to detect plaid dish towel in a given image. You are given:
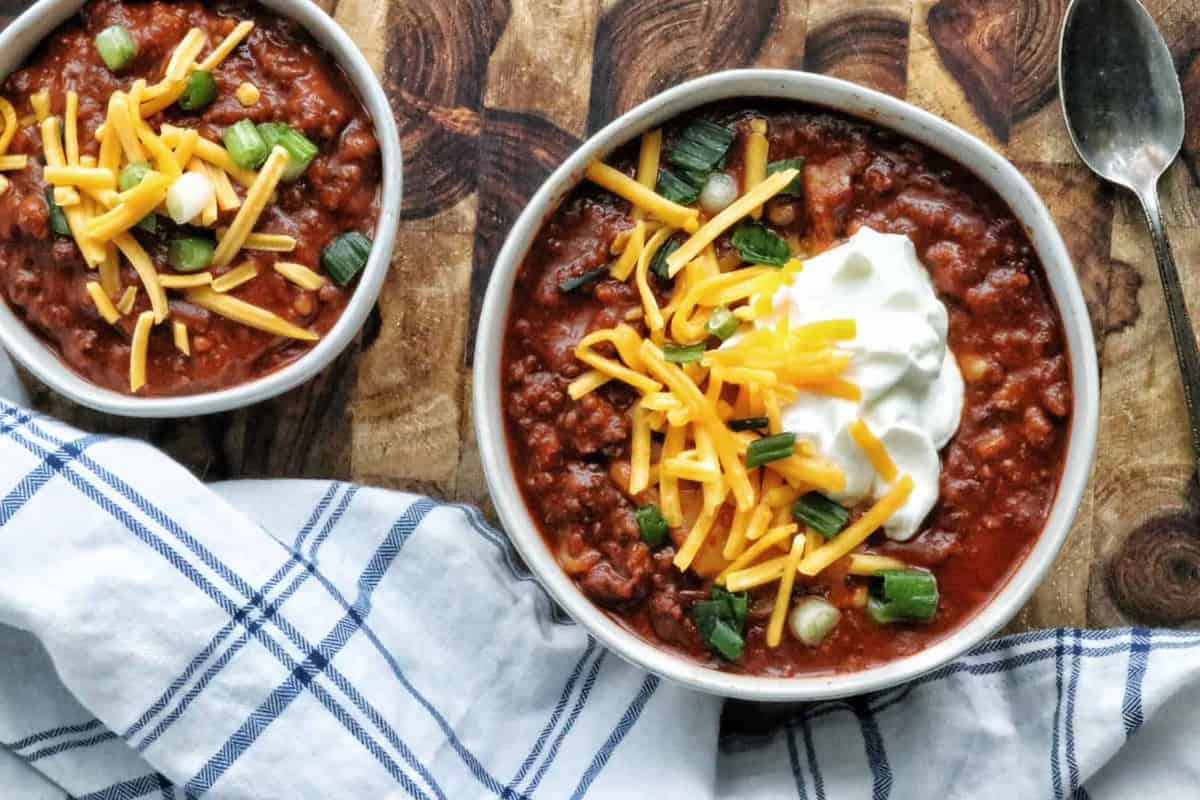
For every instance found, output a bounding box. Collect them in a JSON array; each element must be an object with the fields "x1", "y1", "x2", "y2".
[{"x1": 0, "y1": 371, "x2": 1198, "y2": 798}]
